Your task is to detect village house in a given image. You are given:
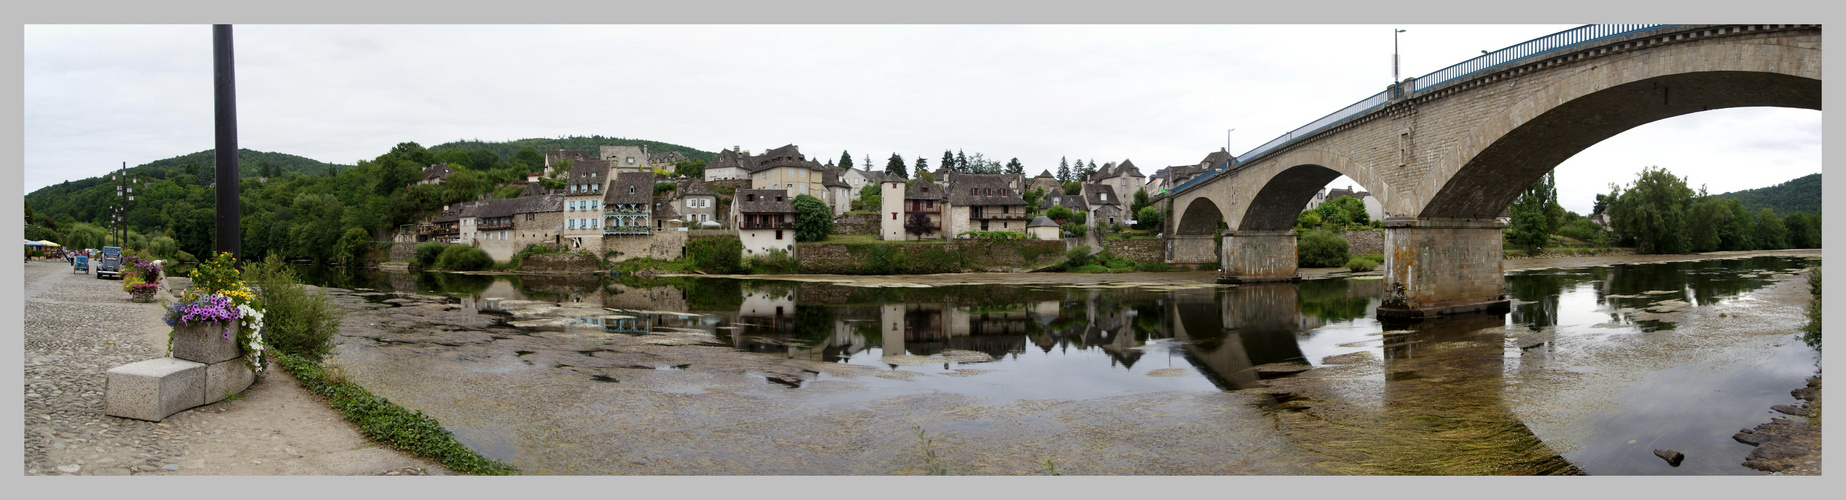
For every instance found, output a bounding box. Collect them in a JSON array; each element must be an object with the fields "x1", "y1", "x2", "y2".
[
  {"x1": 1089, "y1": 159, "x2": 1147, "y2": 204},
  {"x1": 1026, "y1": 216, "x2": 1061, "y2": 240},
  {"x1": 652, "y1": 195, "x2": 683, "y2": 231},
  {"x1": 732, "y1": 189, "x2": 797, "y2": 256},
  {"x1": 648, "y1": 151, "x2": 689, "y2": 167},
  {"x1": 839, "y1": 167, "x2": 876, "y2": 196},
  {"x1": 544, "y1": 149, "x2": 597, "y2": 169},
  {"x1": 430, "y1": 204, "x2": 465, "y2": 243},
  {"x1": 561, "y1": 158, "x2": 612, "y2": 252},
  {"x1": 945, "y1": 173, "x2": 1029, "y2": 236},
  {"x1": 703, "y1": 147, "x2": 754, "y2": 181},
  {"x1": 1028, "y1": 171, "x2": 1061, "y2": 195},
  {"x1": 1046, "y1": 192, "x2": 1088, "y2": 216},
  {"x1": 677, "y1": 179, "x2": 719, "y2": 227},
  {"x1": 470, "y1": 198, "x2": 520, "y2": 261},
  {"x1": 822, "y1": 169, "x2": 854, "y2": 216},
  {"x1": 417, "y1": 163, "x2": 454, "y2": 186},
  {"x1": 747, "y1": 145, "x2": 830, "y2": 199},
  {"x1": 881, "y1": 177, "x2": 946, "y2": 241},
  {"x1": 1084, "y1": 183, "x2": 1124, "y2": 228},
  {"x1": 602, "y1": 172, "x2": 655, "y2": 236},
  {"x1": 511, "y1": 192, "x2": 564, "y2": 250},
  {"x1": 599, "y1": 145, "x2": 651, "y2": 174}
]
